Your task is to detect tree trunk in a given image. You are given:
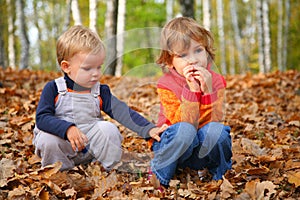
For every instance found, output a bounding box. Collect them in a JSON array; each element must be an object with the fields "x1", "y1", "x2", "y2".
[
  {"x1": 6, "y1": 0, "x2": 16, "y2": 69},
  {"x1": 89, "y1": 0, "x2": 97, "y2": 32},
  {"x1": 256, "y1": 0, "x2": 264, "y2": 73},
  {"x1": 216, "y1": 0, "x2": 226, "y2": 74},
  {"x1": 0, "y1": 33, "x2": 5, "y2": 69},
  {"x1": 104, "y1": 0, "x2": 118, "y2": 75},
  {"x1": 71, "y1": 0, "x2": 82, "y2": 25},
  {"x1": 202, "y1": 0, "x2": 210, "y2": 30},
  {"x1": 63, "y1": 0, "x2": 72, "y2": 32},
  {"x1": 228, "y1": 38, "x2": 236, "y2": 74},
  {"x1": 230, "y1": 0, "x2": 246, "y2": 73},
  {"x1": 33, "y1": 0, "x2": 43, "y2": 69},
  {"x1": 277, "y1": 0, "x2": 283, "y2": 71},
  {"x1": 262, "y1": 0, "x2": 271, "y2": 73},
  {"x1": 16, "y1": 0, "x2": 30, "y2": 70},
  {"x1": 166, "y1": 0, "x2": 174, "y2": 22},
  {"x1": 282, "y1": 0, "x2": 290, "y2": 71},
  {"x1": 179, "y1": 0, "x2": 194, "y2": 19},
  {"x1": 115, "y1": 0, "x2": 126, "y2": 76}
]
